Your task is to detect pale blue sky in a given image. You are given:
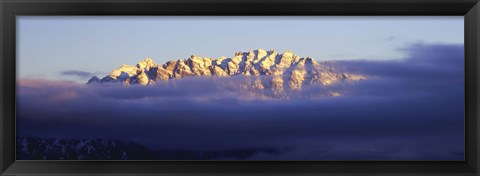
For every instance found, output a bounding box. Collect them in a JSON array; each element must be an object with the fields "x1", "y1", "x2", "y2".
[{"x1": 17, "y1": 16, "x2": 463, "y2": 82}]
